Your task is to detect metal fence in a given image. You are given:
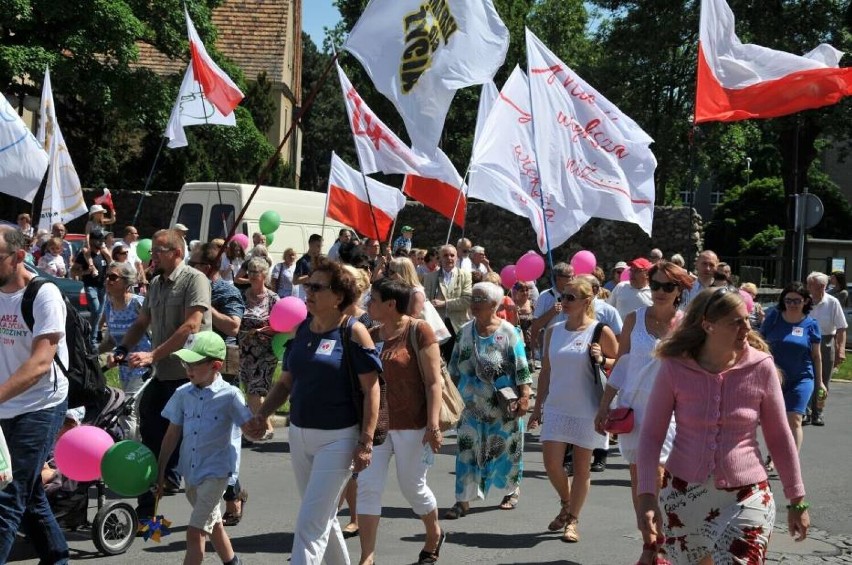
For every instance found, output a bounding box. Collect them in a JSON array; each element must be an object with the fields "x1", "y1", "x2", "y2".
[{"x1": 720, "y1": 255, "x2": 785, "y2": 288}]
